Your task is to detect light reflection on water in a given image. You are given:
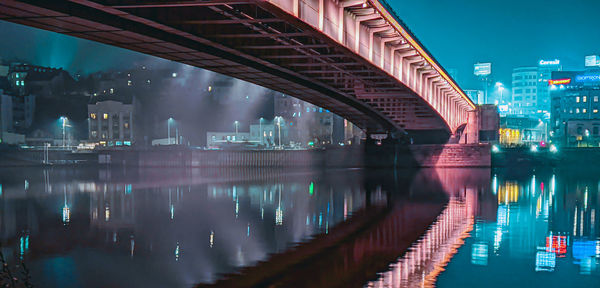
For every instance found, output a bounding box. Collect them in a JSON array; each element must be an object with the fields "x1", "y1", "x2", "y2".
[
  {"x1": 0, "y1": 168, "x2": 368, "y2": 287},
  {"x1": 8, "y1": 167, "x2": 595, "y2": 287},
  {"x1": 435, "y1": 168, "x2": 600, "y2": 287}
]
